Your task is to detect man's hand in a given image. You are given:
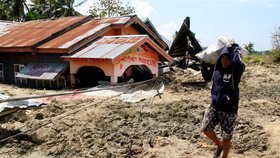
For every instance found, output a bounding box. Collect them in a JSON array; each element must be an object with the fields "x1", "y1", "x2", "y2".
[{"x1": 228, "y1": 43, "x2": 241, "y2": 62}]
